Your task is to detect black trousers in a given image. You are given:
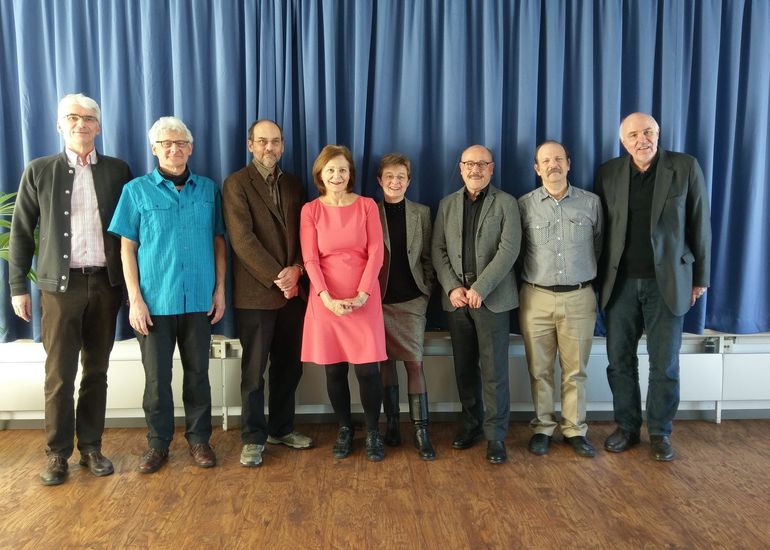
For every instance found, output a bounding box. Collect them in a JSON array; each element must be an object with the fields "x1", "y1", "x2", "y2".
[
  {"x1": 40, "y1": 270, "x2": 122, "y2": 458},
  {"x1": 235, "y1": 298, "x2": 305, "y2": 445},
  {"x1": 447, "y1": 305, "x2": 511, "y2": 441},
  {"x1": 135, "y1": 312, "x2": 212, "y2": 450}
]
